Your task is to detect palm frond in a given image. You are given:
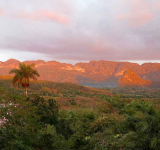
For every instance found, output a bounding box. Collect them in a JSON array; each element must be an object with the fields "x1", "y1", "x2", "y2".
[
  {"x1": 9, "y1": 69, "x2": 20, "y2": 74},
  {"x1": 10, "y1": 62, "x2": 40, "y2": 90}
]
